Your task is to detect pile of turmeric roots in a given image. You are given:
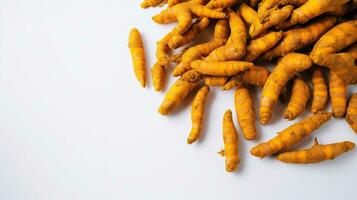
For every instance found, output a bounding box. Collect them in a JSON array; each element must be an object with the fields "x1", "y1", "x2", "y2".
[{"x1": 129, "y1": 0, "x2": 357, "y2": 172}]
